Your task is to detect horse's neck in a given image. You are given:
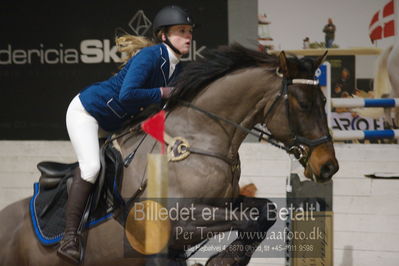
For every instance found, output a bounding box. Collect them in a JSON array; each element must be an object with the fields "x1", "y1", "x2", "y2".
[{"x1": 167, "y1": 67, "x2": 279, "y2": 156}]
